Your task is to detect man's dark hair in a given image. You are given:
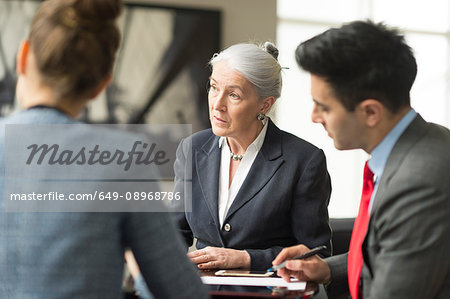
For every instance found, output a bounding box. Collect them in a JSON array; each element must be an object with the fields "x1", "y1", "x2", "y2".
[{"x1": 296, "y1": 20, "x2": 417, "y2": 112}]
